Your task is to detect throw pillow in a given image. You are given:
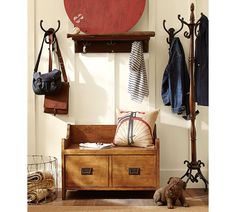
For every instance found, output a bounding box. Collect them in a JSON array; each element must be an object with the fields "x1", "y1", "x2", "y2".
[{"x1": 113, "y1": 109, "x2": 159, "y2": 147}]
